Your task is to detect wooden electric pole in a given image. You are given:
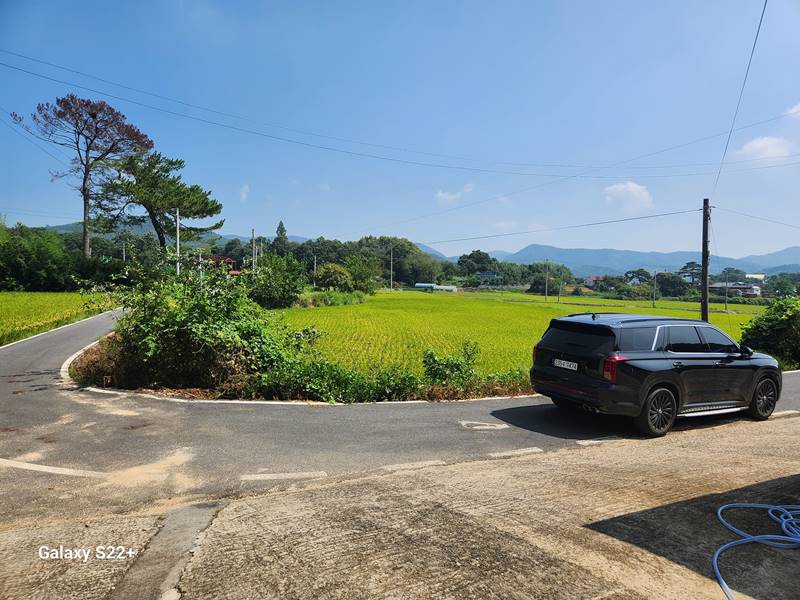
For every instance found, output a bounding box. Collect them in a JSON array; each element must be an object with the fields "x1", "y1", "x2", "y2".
[
  {"x1": 700, "y1": 198, "x2": 710, "y2": 322},
  {"x1": 176, "y1": 207, "x2": 180, "y2": 276},
  {"x1": 544, "y1": 260, "x2": 549, "y2": 302}
]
